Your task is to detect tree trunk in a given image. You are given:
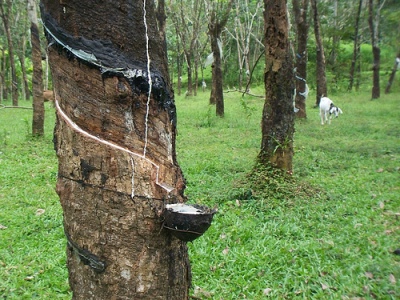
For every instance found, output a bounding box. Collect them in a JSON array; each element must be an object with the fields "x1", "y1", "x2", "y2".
[
  {"x1": 385, "y1": 51, "x2": 400, "y2": 94},
  {"x1": 40, "y1": 1, "x2": 190, "y2": 299},
  {"x1": 17, "y1": 38, "x2": 31, "y2": 101},
  {"x1": 184, "y1": 51, "x2": 193, "y2": 96},
  {"x1": 209, "y1": 34, "x2": 224, "y2": 115},
  {"x1": 368, "y1": 0, "x2": 381, "y2": 99},
  {"x1": 292, "y1": 0, "x2": 309, "y2": 118},
  {"x1": 0, "y1": 0, "x2": 19, "y2": 106},
  {"x1": 207, "y1": 0, "x2": 233, "y2": 116},
  {"x1": 175, "y1": 27, "x2": 182, "y2": 96},
  {"x1": 28, "y1": 0, "x2": 44, "y2": 136},
  {"x1": 259, "y1": 0, "x2": 295, "y2": 172},
  {"x1": 348, "y1": 0, "x2": 363, "y2": 92},
  {"x1": 0, "y1": 47, "x2": 5, "y2": 103},
  {"x1": 310, "y1": 0, "x2": 327, "y2": 107}
]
